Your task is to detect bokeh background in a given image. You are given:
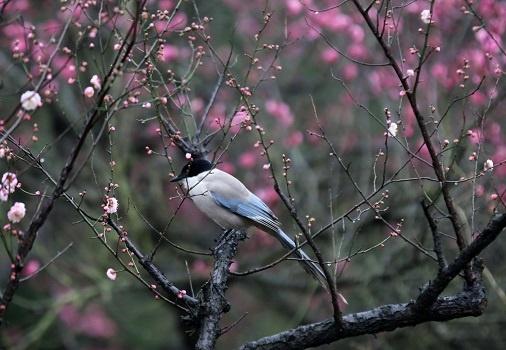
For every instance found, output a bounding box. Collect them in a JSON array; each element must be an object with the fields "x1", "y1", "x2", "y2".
[{"x1": 1, "y1": 0, "x2": 506, "y2": 348}]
